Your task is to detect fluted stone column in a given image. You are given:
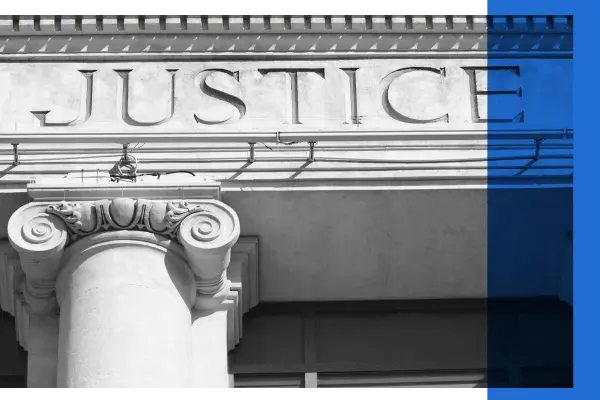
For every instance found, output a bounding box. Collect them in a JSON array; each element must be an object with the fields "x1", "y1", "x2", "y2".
[{"x1": 6, "y1": 196, "x2": 252, "y2": 388}]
